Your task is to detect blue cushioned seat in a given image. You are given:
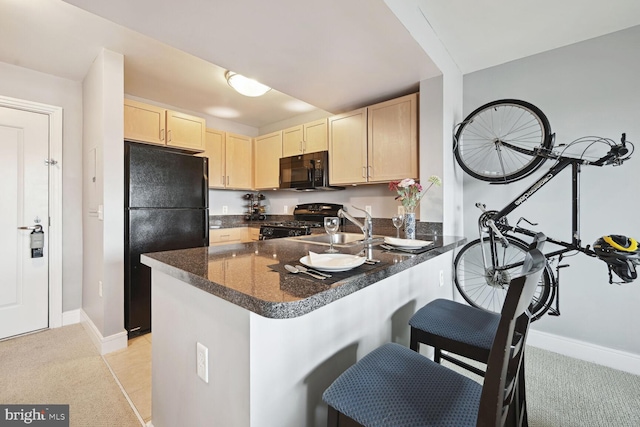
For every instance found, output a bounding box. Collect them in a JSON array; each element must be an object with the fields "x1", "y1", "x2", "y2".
[
  {"x1": 323, "y1": 242, "x2": 547, "y2": 427},
  {"x1": 409, "y1": 298, "x2": 499, "y2": 377},
  {"x1": 410, "y1": 298, "x2": 499, "y2": 350},
  {"x1": 323, "y1": 342, "x2": 481, "y2": 427}
]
